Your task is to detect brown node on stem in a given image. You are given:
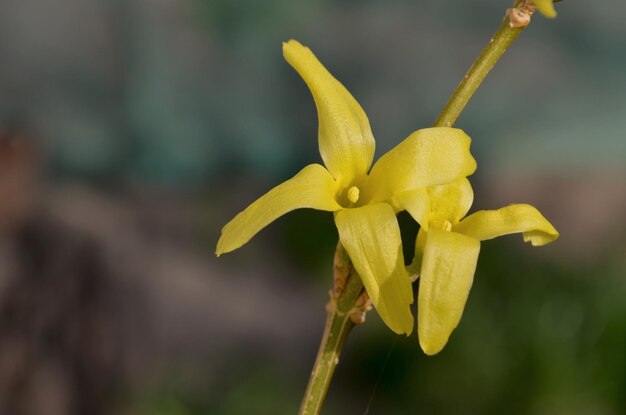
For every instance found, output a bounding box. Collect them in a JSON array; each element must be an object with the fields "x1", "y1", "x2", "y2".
[
  {"x1": 349, "y1": 291, "x2": 372, "y2": 325},
  {"x1": 331, "y1": 243, "x2": 350, "y2": 300},
  {"x1": 506, "y1": 0, "x2": 537, "y2": 28}
]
